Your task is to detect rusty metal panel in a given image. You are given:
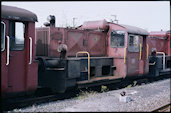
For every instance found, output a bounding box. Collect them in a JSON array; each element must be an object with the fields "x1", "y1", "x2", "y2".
[
  {"x1": 127, "y1": 53, "x2": 139, "y2": 76},
  {"x1": 66, "y1": 30, "x2": 85, "y2": 57},
  {"x1": 80, "y1": 20, "x2": 108, "y2": 30},
  {"x1": 35, "y1": 28, "x2": 49, "y2": 56},
  {"x1": 113, "y1": 58, "x2": 127, "y2": 78},
  {"x1": 87, "y1": 32, "x2": 106, "y2": 56},
  {"x1": 148, "y1": 31, "x2": 170, "y2": 55},
  {"x1": 147, "y1": 36, "x2": 168, "y2": 54},
  {"x1": 49, "y1": 28, "x2": 63, "y2": 57}
]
